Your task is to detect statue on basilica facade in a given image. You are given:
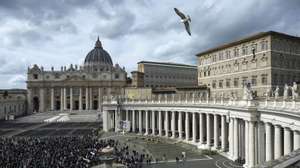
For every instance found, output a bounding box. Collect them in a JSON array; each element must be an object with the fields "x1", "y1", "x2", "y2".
[
  {"x1": 292, "y1": 82, "x2": 298, "y2": 100},
  {"x1": 283, "y1": 84, "x2": 289, "y2": 100},
  {"x1": 274, "y1": 86, "x2": 279, "y2": 100}
]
